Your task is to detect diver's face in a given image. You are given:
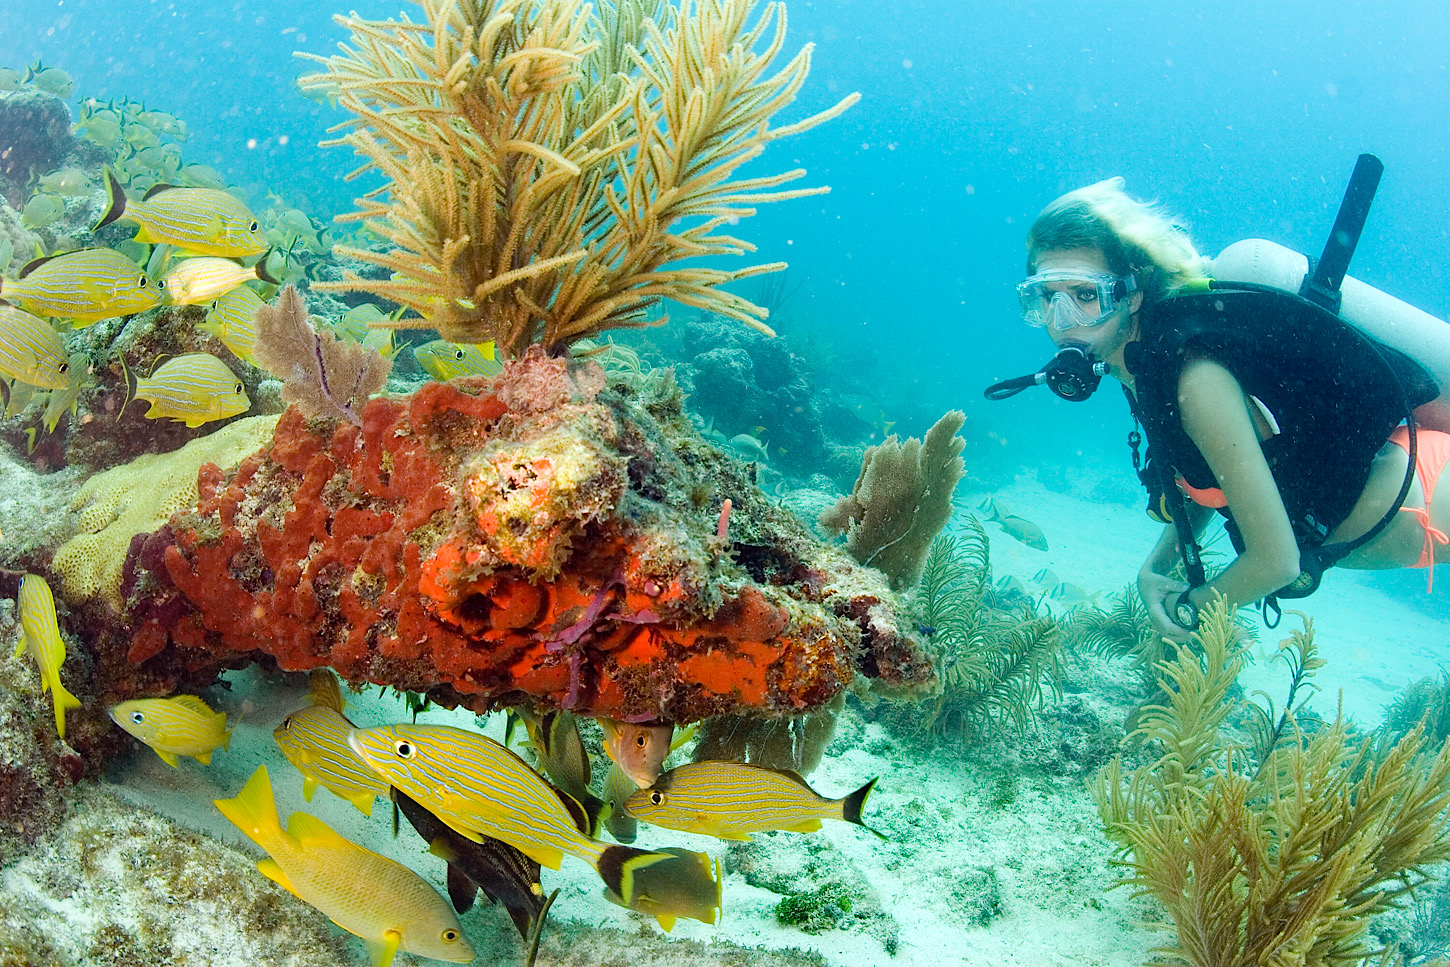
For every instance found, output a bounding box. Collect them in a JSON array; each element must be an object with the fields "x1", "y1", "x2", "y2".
[{"x1": 1031, "y1": 247, "x2": 1142, "y2": 375}]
